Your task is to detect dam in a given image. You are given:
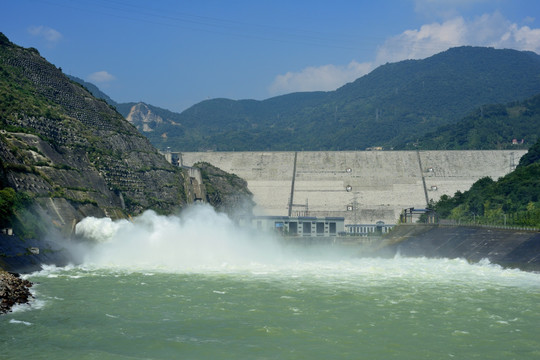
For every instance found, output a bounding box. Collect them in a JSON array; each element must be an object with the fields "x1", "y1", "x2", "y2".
[{"x1": 179, "y1": 150, "x2": 527, "y2": 226}]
